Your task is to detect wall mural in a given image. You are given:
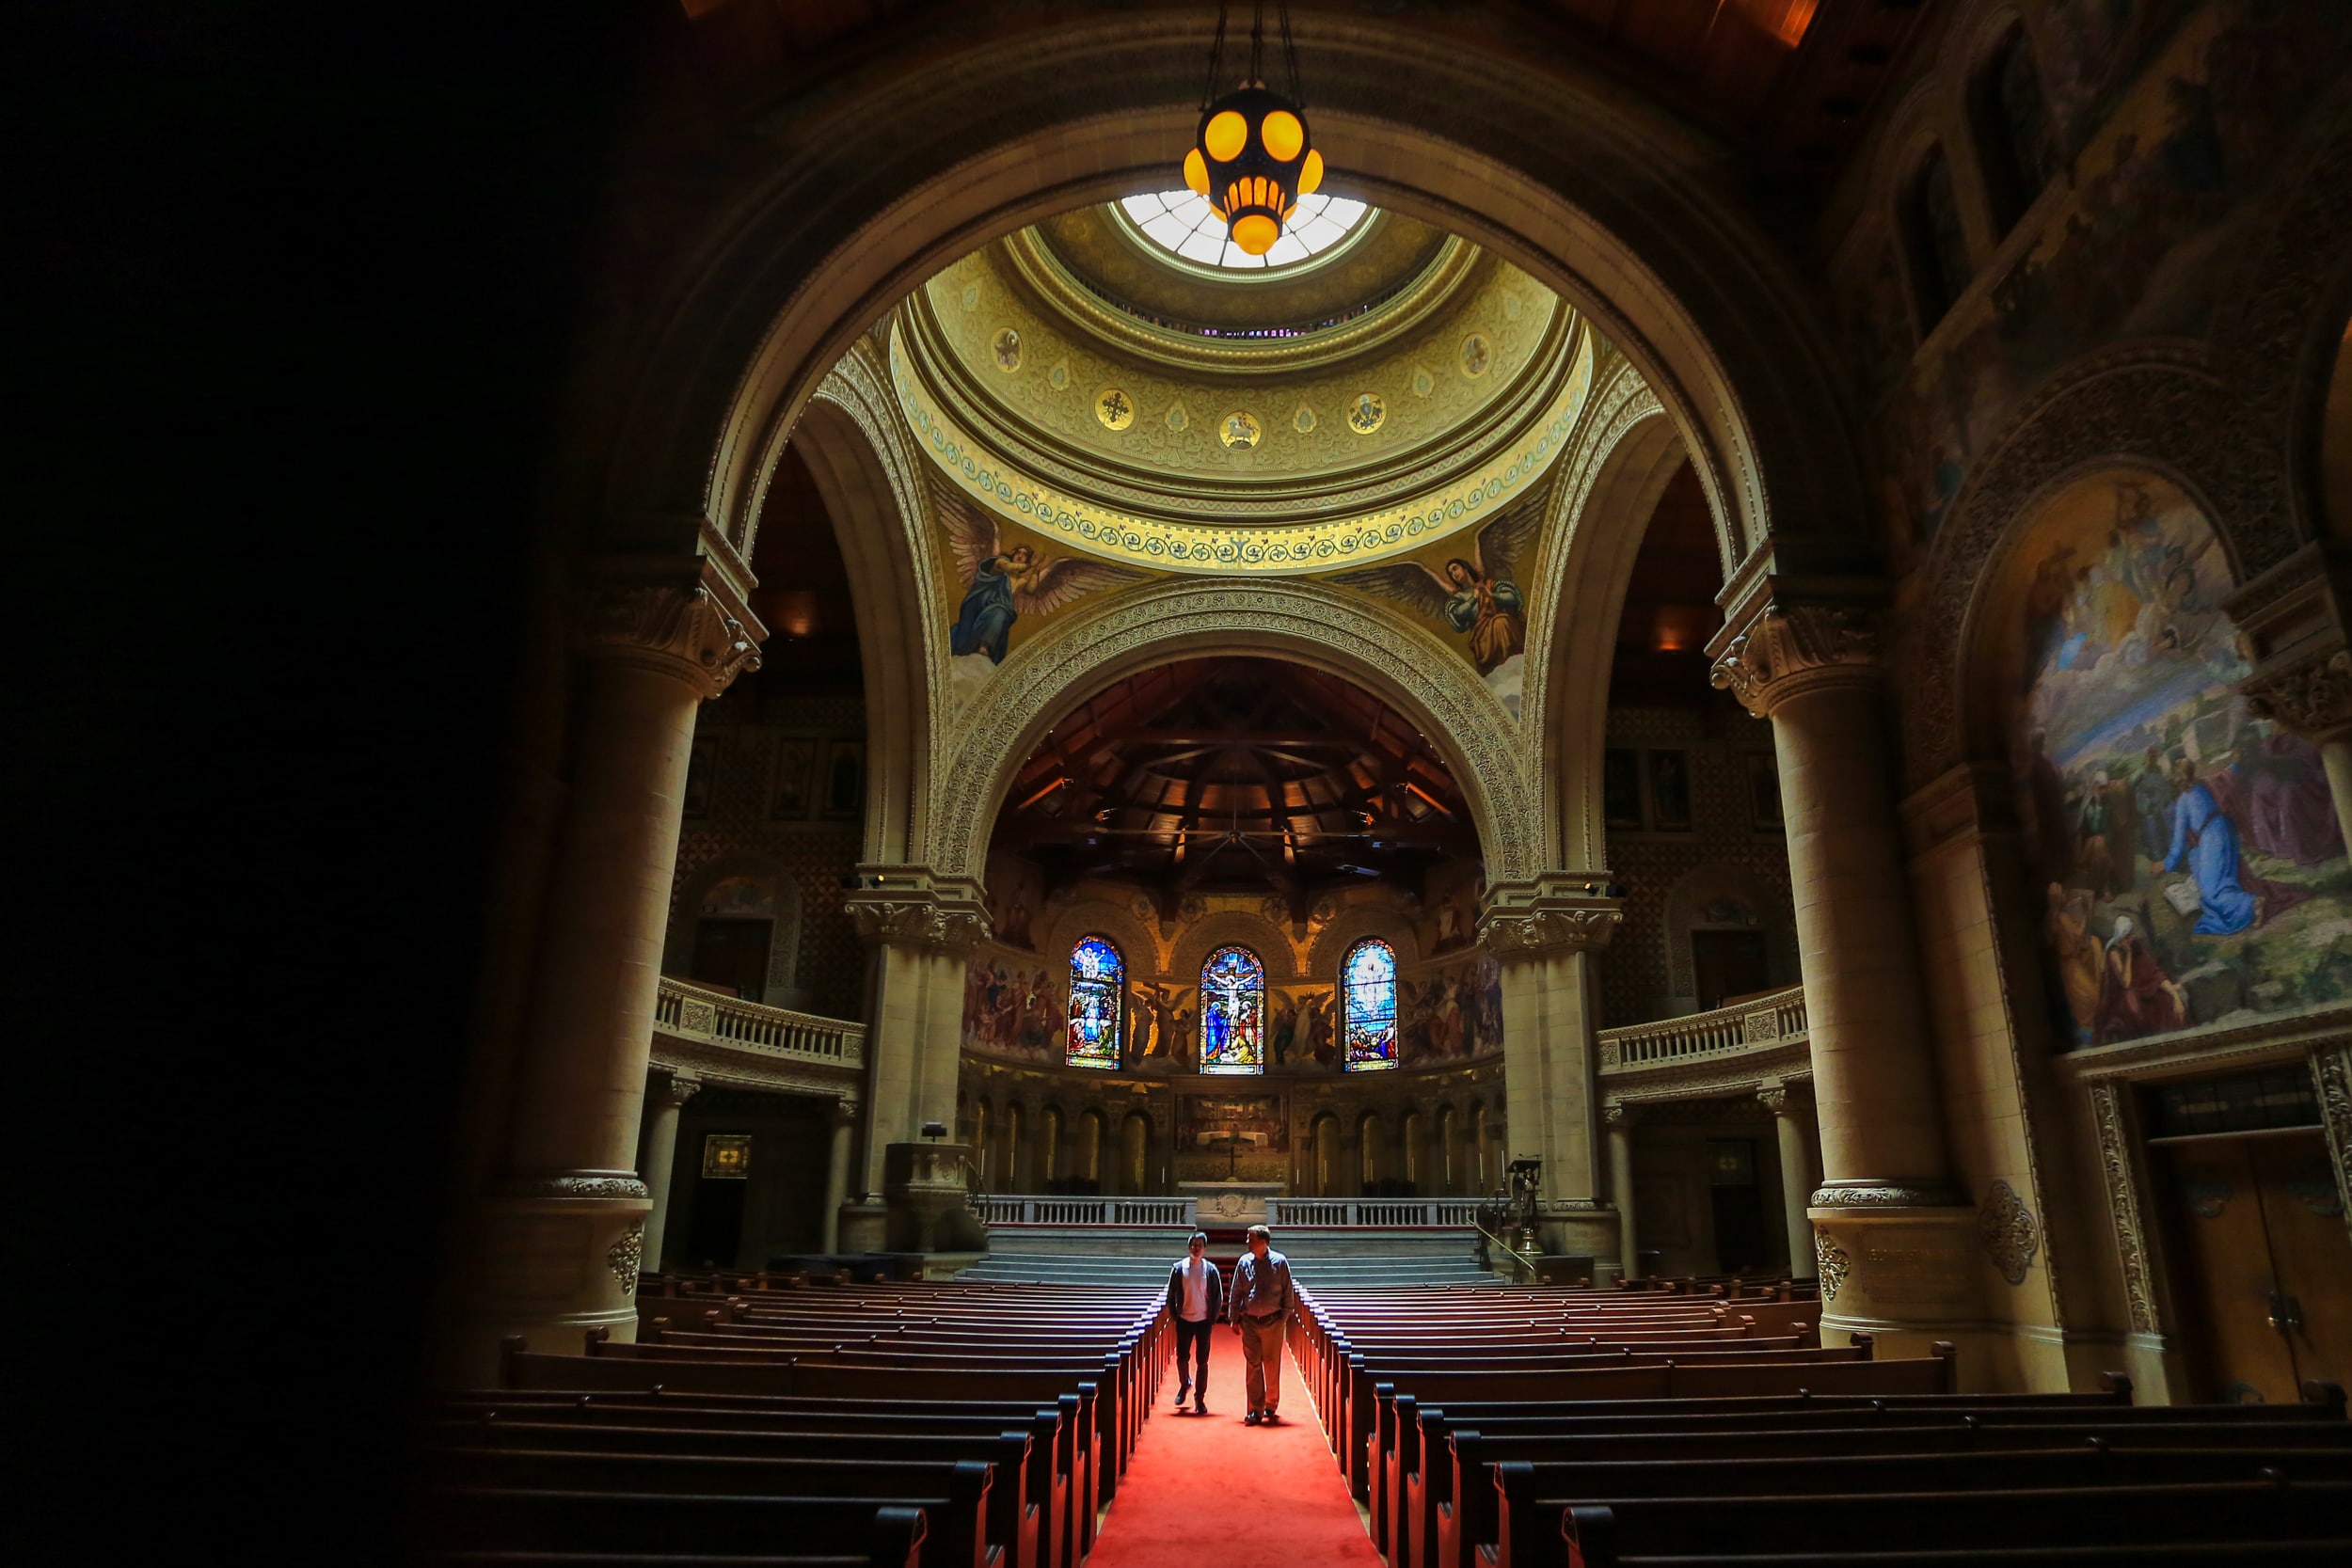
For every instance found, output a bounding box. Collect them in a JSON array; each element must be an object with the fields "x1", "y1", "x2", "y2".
[
  {"x1": 936, "y1": 482, "x2": 1151, "y2": 704},
  {"x1": 1327, "y1": 497, "x2": 1544, "y2": 717},
  {"x1": 961, "y1": 947, "x2": 1071, "y2": 1066},
  {"x1": 1989, "y1": 474, "x2": 2349, "y2": 1048},
  {"x1": 1398, "y1": 954, "x2": 1504, "y2": 1064}
]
